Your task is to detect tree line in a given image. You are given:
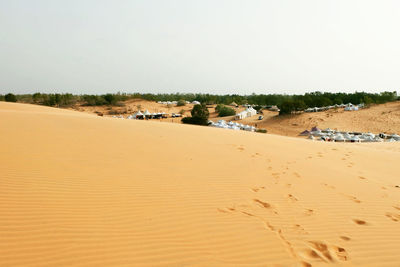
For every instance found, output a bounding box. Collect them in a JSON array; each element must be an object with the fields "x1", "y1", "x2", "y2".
[{"x1": 0, "y1": 91, "x2": 398, "y2": 112}]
